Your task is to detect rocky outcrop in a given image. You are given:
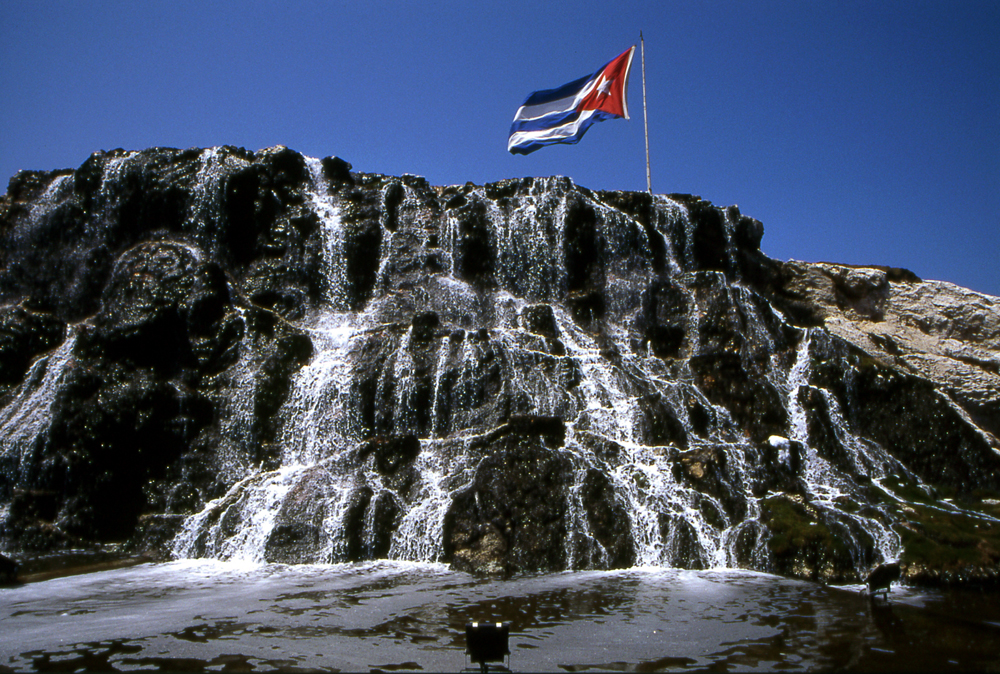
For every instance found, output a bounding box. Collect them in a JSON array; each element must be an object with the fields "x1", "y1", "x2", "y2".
[
  {"x1": 0, "y1": 148, "x2": 315, "y2": 551},
  {"x1": 2, "y1": 146, "x2": 999, "y2": 585},
  {"x1": 779, "y1": 263, "x2": 999, "y2": 409},
  {"x1": 0, "y1": 552, "x2": 18, "y2": 584},
  {"x1": 446, "y1": 418, "x2": 573, "y2": 575}
]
